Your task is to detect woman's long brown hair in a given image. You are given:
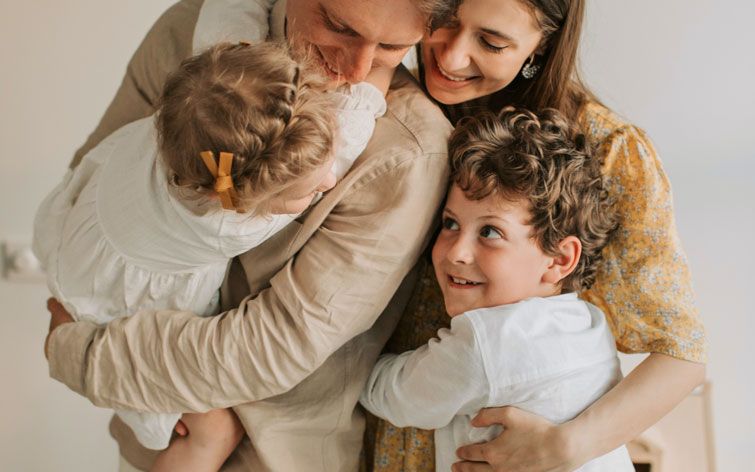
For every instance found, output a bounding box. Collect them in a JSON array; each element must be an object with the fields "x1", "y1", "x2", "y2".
[{"x1": 424, "y1": 0, "x2": 600, "y2": 125}]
